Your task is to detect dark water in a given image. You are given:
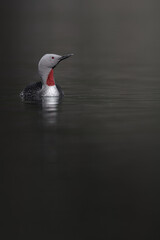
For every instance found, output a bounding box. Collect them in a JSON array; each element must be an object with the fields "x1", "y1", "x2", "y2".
[{"x1": 1, "y1": 1, "x2": 160, "y2": 239}]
